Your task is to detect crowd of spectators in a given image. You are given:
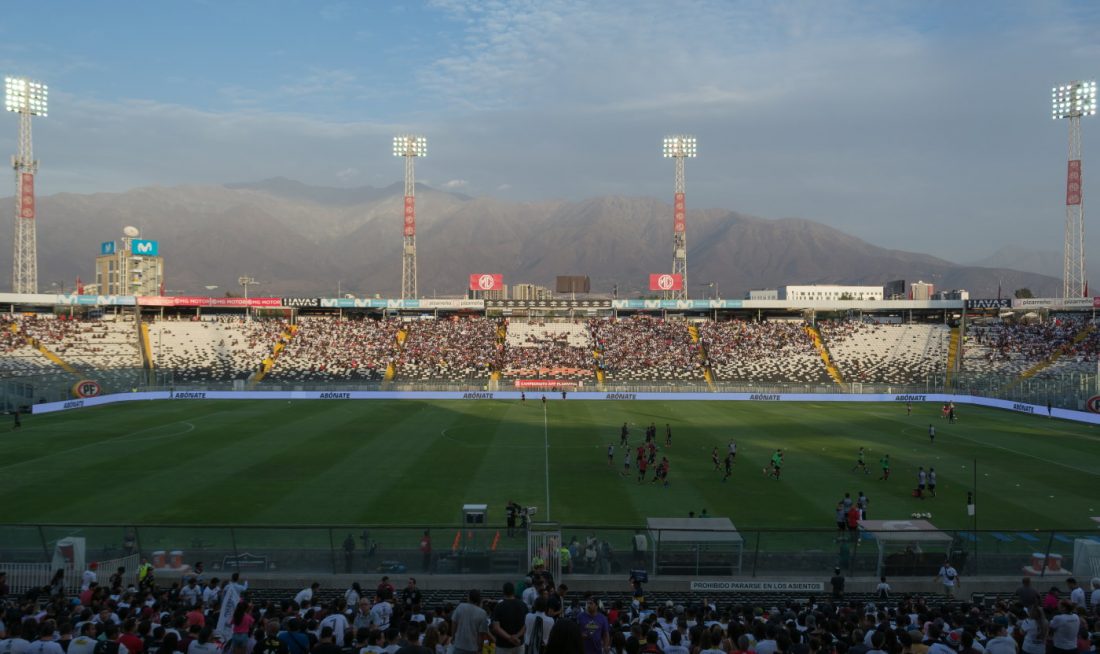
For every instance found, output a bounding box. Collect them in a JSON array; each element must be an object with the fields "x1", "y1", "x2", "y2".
[
  {"x1": 269, "y1": 318, "x2": 400, "y2": 382},
  {"x1": 964, "y1": 316, "x2": 1099, "y2": 379},
  {"x1": 590, "y1": 317, "x2": 704, "y2": 381},
  {"x1": 4, "y1": 312, "x2": 1098, "y2": 386},
  {"x1": 502, "y1": 322, "x2": 594, "y2": 380},
  {"x1": 698, "y1": 321, "x2": 825, "y2": 383},
  {"x1": 2, "y1": 565, "x2": 1099, "y2": 654},
  {"x1": 395, "y1": 318, "x2": 501, "y2": 381}
]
